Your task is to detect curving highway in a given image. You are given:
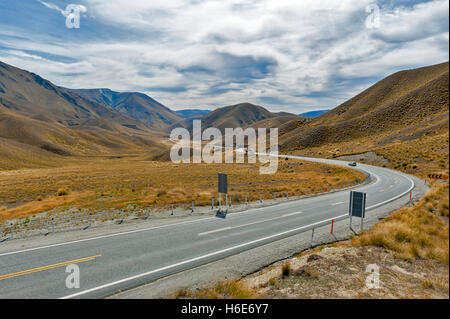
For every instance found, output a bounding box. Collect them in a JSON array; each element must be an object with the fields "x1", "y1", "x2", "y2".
[{"x1": 0, "y1": 155, "x2": 415, "y2": 298}]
